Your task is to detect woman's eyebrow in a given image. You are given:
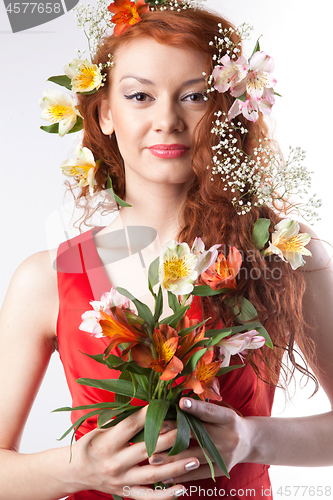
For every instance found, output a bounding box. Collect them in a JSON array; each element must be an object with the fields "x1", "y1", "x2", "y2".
[{"x1": 119, "y1": 76, "x2": 206, "y2": 86}]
